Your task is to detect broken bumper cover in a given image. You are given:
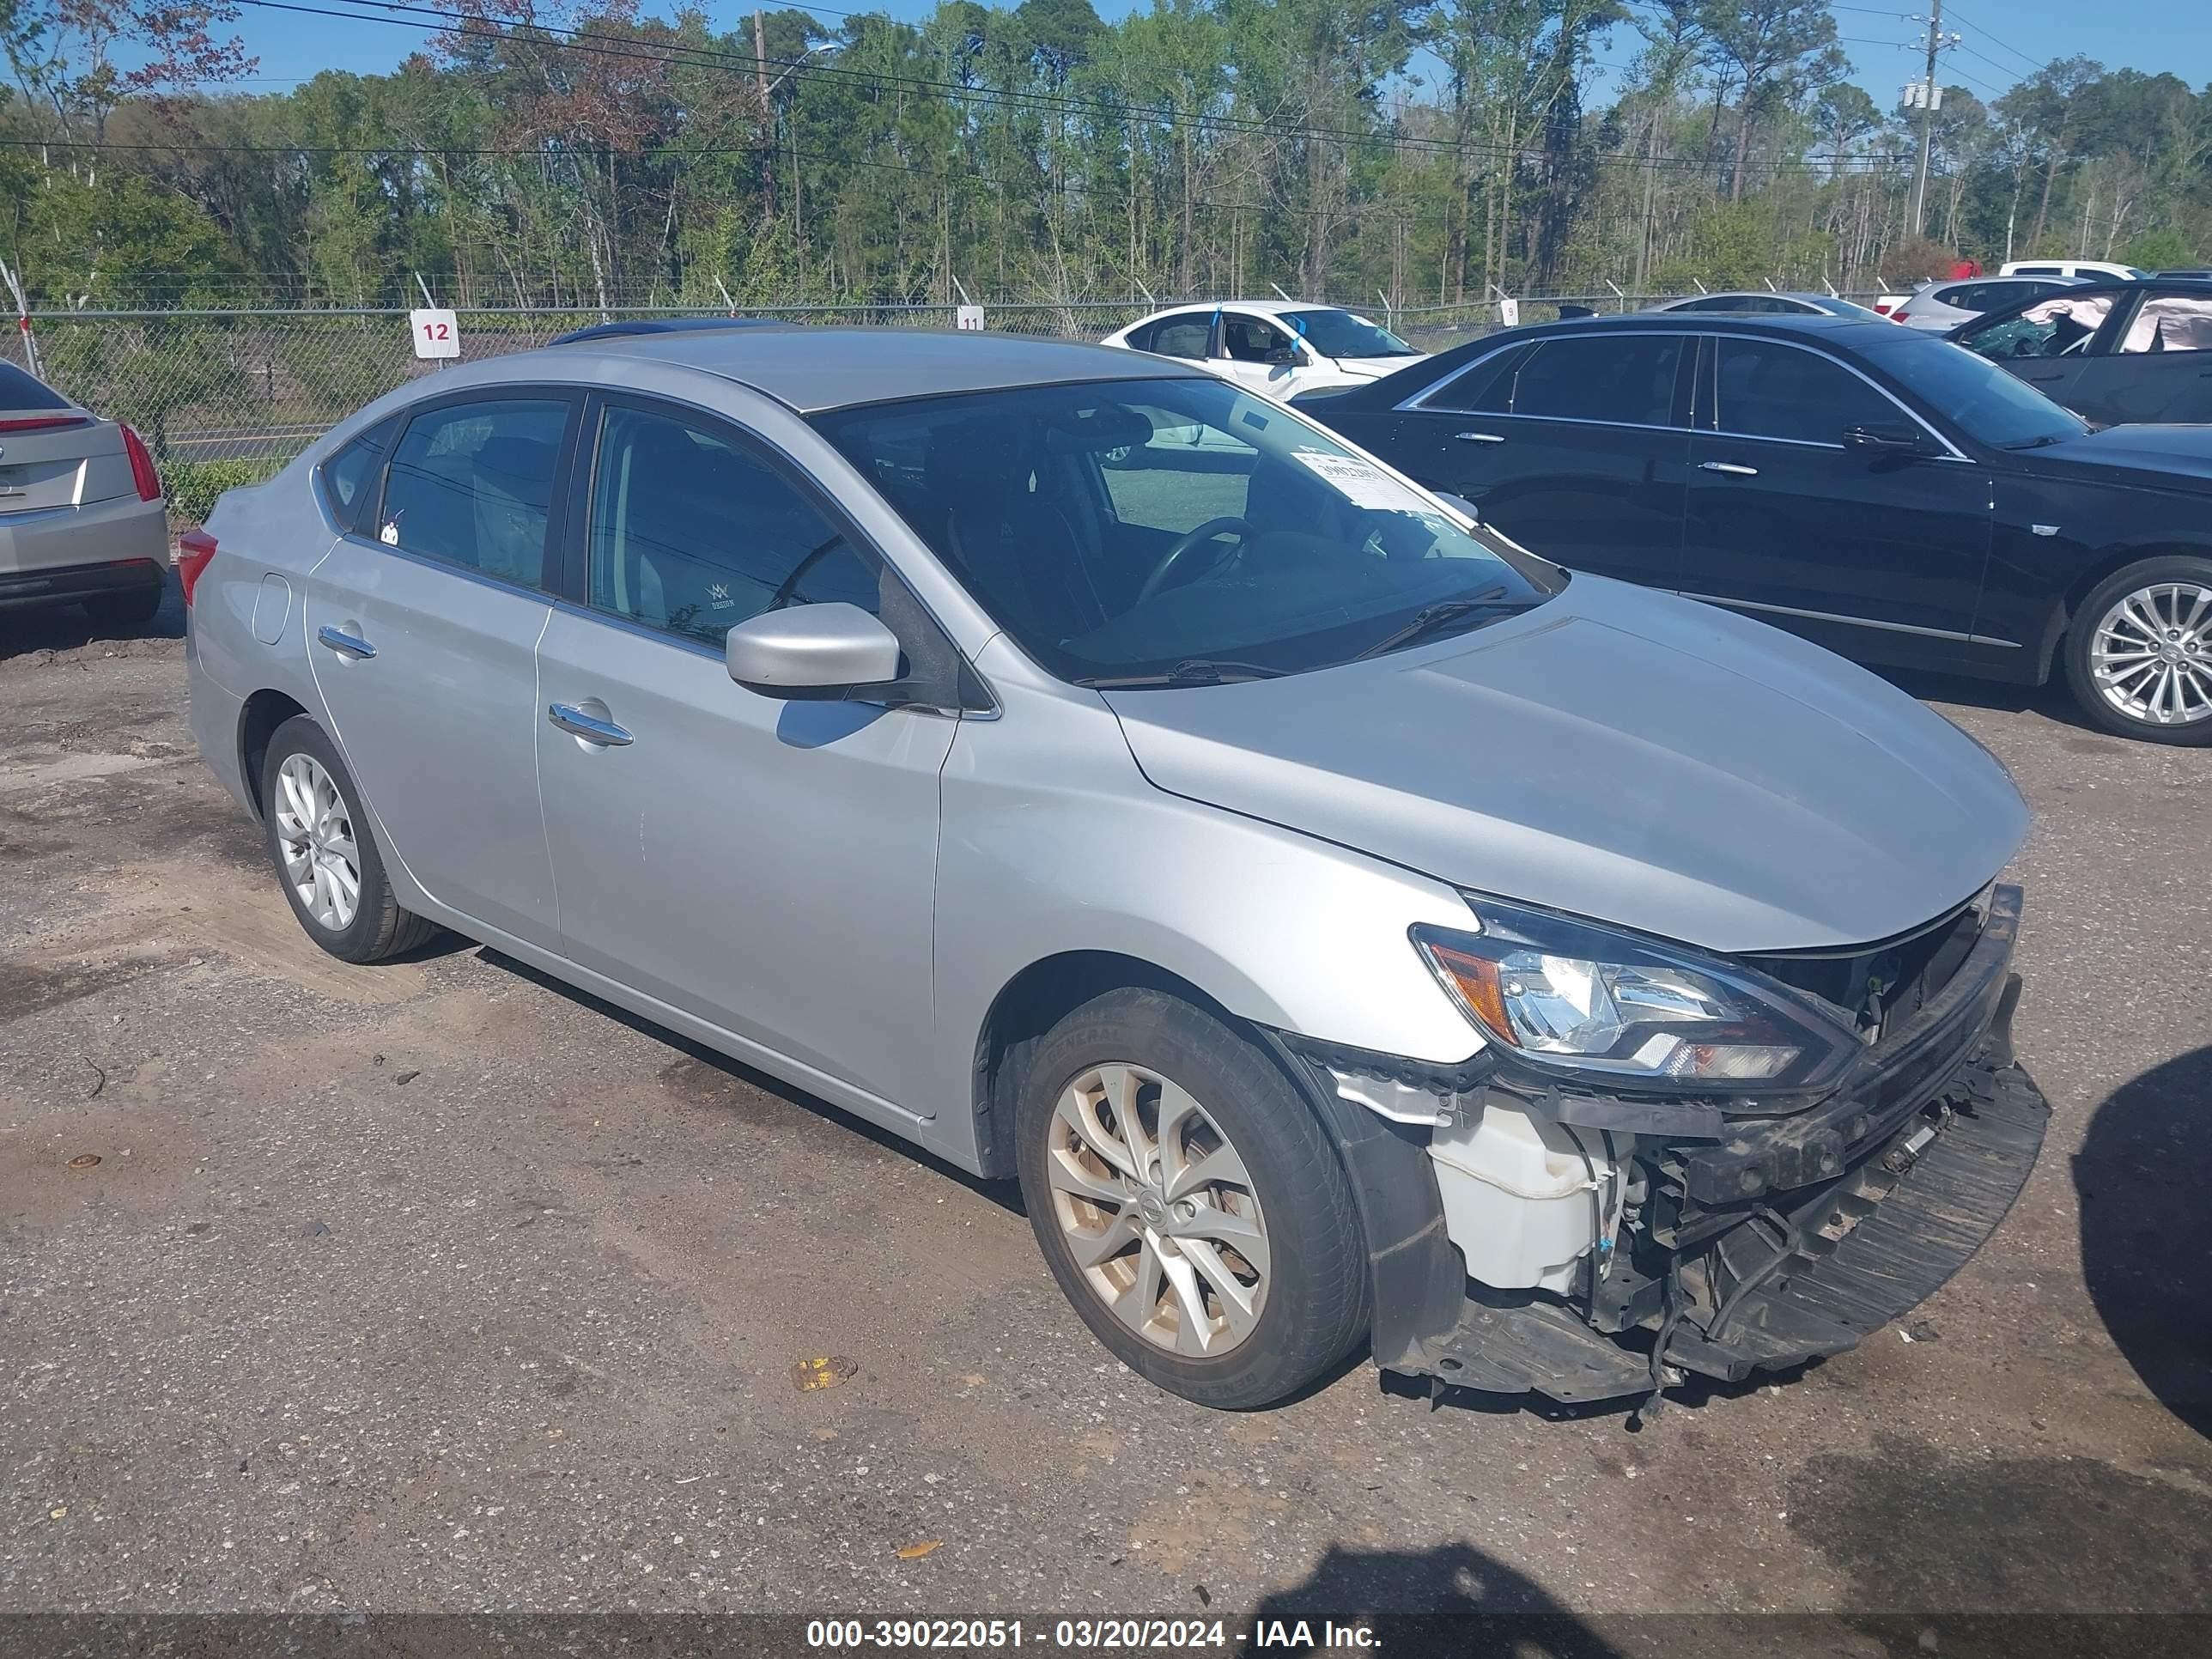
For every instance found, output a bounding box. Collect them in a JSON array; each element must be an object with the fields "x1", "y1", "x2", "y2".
[{"x1": 1337, "y1": 885, "x2": 2051, "y2": 1406}]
